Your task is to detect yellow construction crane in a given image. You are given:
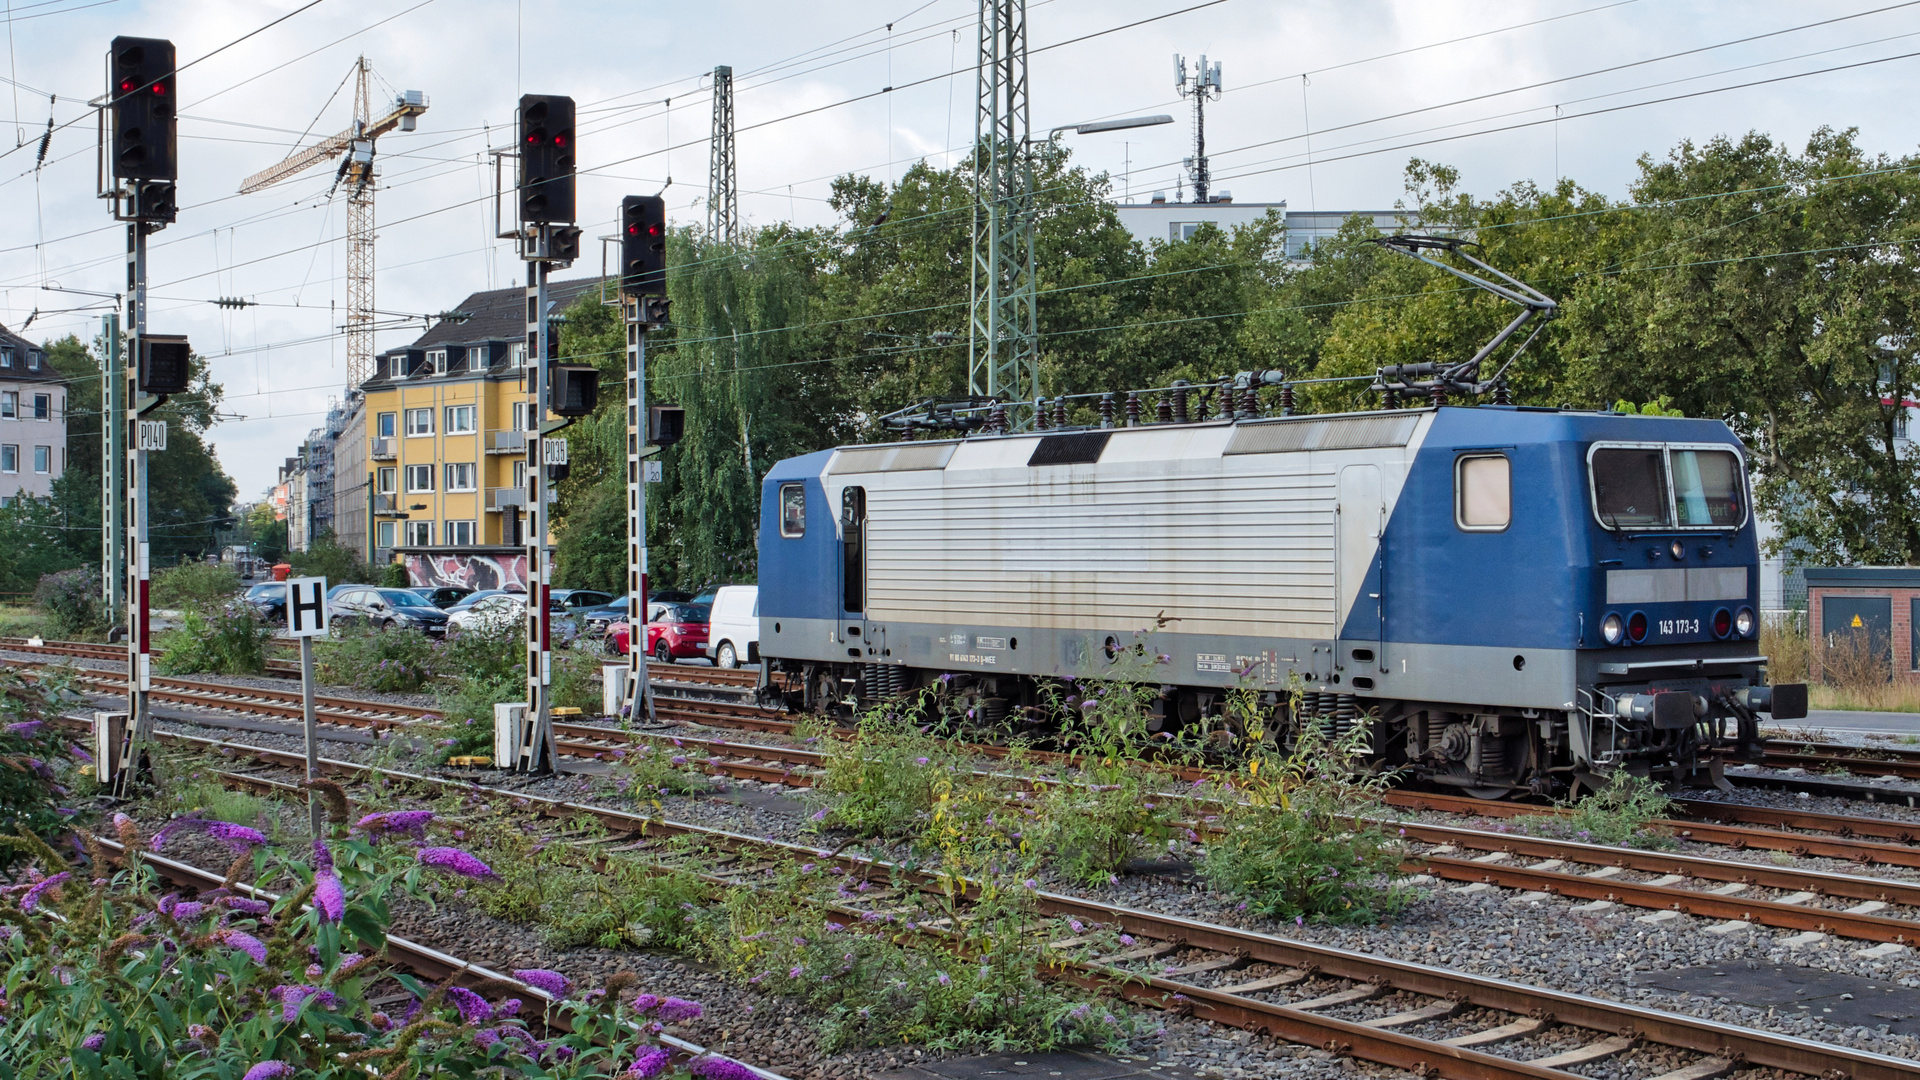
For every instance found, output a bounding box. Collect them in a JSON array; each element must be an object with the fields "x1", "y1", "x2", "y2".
[{"x1": 240, "y1": 57, "x2": 427, "y2": 390}]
